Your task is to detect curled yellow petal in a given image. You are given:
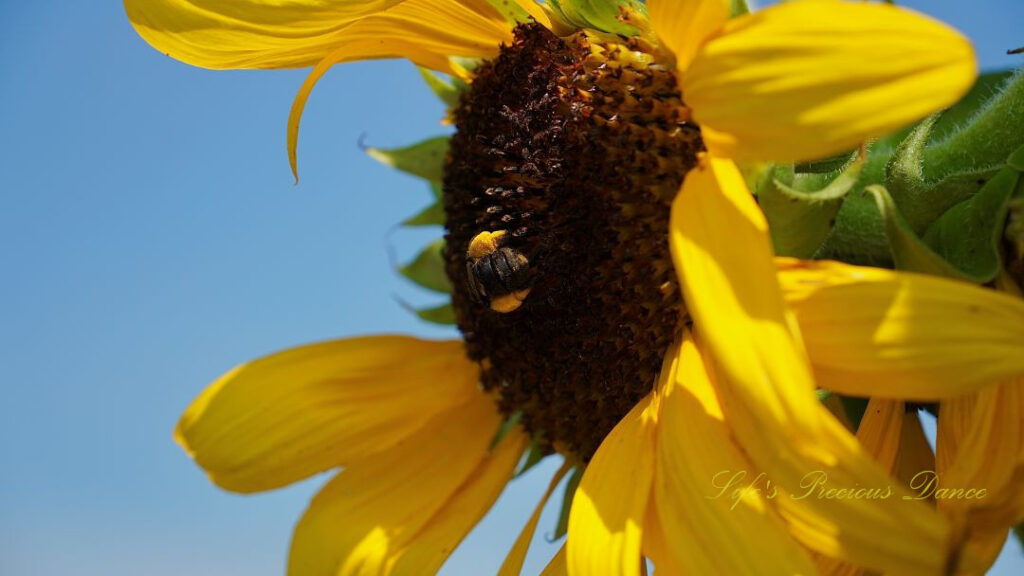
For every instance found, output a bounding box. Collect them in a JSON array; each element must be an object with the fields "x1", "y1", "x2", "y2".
[
  {"x1": 778, "y1": 258, "x2": 1024, "y2": 399},
  {"x1": 669, "y1": 156, "x2": 951, "y2": 575},
  {"x1": 174, "y1": 336, "x2": 482, "y2": 493},
  {"x1": 498, "y1": 462, "x2": 571, "y2": 576},
  {"x1": 286, "y1": 0, "x2": 512, "y2": 179},
  {"x1": 683, "y1": 0, "x2": 976, "y2": 162},
  {"x1": 125, "y1": 0, "x2": 407, "y2": 69},
  {"x1": 935, "y1": 381, "x2": 1024, "y2": 575},
  {"x1": 567, "y1": 395, "x2": 656, "y2": 576},
  {"x1": 287, "y1": 387, "x2": 505, "y2": 576},
  {"x1": 647, "y1": 0, "x2": 728, "y2": 70},
  {"x1": 650, "y1": 331, "x2": 815, "y2": 575},
  {"x1": 937, "y1": 379, "x2": 1024, "y2": 536}
]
